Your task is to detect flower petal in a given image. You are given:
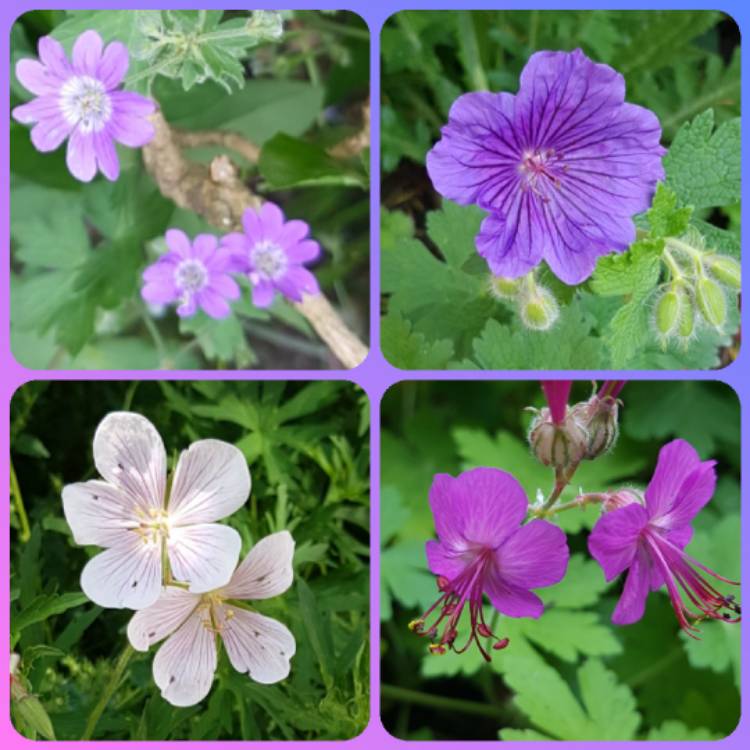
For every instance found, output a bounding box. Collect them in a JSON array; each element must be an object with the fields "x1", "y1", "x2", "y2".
[
  {"x1": 62, "y1": 480, "x2": 135, "y2": 546},
  {"x1": 153, "y1": 609, "x2": 217, "y2": 707},
  {"x1": 15, "y1": 59, "x2": 60, "y2": 96},
  {"x1": 541, "y1": 381, "x2": 571, "y2": 425},
  {"x1": 93, "y1": 412, "x2": 167, "y2": 515},
  {"x1": 167, "y1": 523, "x2": 241, "y2": 593},
  {"x1": 93, "y1": 130, "x2": 120, "y2": 181},
  {"x1": 168, "y1": 439, "x2": 250, "y2": 525},
  {"x1": 611, "y1": 546, "x2": 652, "y2": 625},
  {"x1": 37, "y1": 36, "x2": 72, "y2": 79},
  {"x1": 485, "y1": 576, "x2": 544, "y2": 619},
  {"x1": 287, "y1": 239, "x2": 320, "y2": 264},
  {"x1": 66, "y1": 127, "x2": 97, "y2": 181},
  {"x1": 645, "y1": 439, "x2": 715, "y2": 524},
  {"x1": 428, "y1": 468, "x2": 528, "y2": 553},
  {"x1": 197, "y1": 288, "x2": 231, "y2": 319},
  {"x1": 72, "y1": 30, "x2": 103, "y2": 75},
  {"x1": 588, "y1": 502, "x2": 649, "y2": 581},
  {"x1": 219, "y1": 607, "x2": 295, "y2": 684},
  {"x1": 425, "y1": 539, "x2": 466, "y2": 580},
  {"x1": 223, "y1": 531, "x2": 294, "y2": 600},
  {"x1": 164, "y1": 228, "x2": 192, "y2": 258},
  {"x1": 259, "y1": 202, "x2": 285, "y2": 241},
  {"x1": 275, "y1": 266, "x2": 319, "y2": 301},
  {"x1": 208, "y1": 274, "x2": 241, "y2": 301},
  {"x1": 241, "y1": 207, "x2": 263, "y2": 240},
  {"x1": 127, "y1": 587, "x2": 200, "y2": 650},
  {"x1": 98, "y1": 40, "x2": 129, "y2": 89},
  {"x1": 494, "y1": 519, "x2": 569, "y2": 589},
  {"x1": 108, "y1": 92, "x2": 156, "y2": 147},
  {"x1": 251, "y1": 279, "x2": 276, "y2": 308},
  {"x1": 80, "y1": 534, "x2": 162, "y2": 609},
  {"x1": 278, "y1": 219, "x2": 310, "y2": 246},
  {"x1": 28, "y1": 112, "x2": 73, "y2": 152}
]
